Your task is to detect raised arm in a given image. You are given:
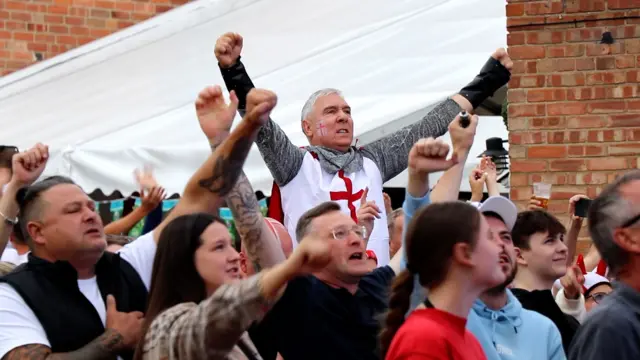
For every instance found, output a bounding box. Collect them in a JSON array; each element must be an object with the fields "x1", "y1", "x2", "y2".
[
  {"x1": 196, "y1": 86, "x2": 286, "y2": 271},
  {"x1": 429, "y1": 114, "x2": 477, "y2": 203},
  {"x1": 104, "y1": 187, "x2": 165, "y2": 235},
  {"x1": 157, "y1": 232, "x2": 333, "y2": 360},
  {"x1": 215, "y1": 33, "x2": 305, "y2": 186},
  {"x1": 361, "y1": 49, "x2": 512, "y2": 182},
  {"x1": 0, "y1": 144, "x2": 48, "y2": 259},
  {"x1": 152, "y1": 86, "x2": 276, "y2": 240}
]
